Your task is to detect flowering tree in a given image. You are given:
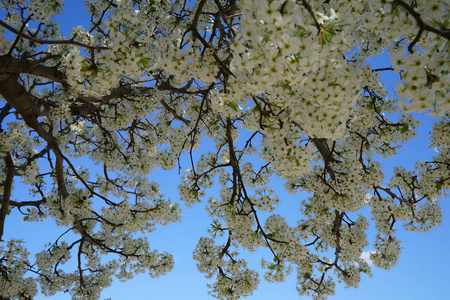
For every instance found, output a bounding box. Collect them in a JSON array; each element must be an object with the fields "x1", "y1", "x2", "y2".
[{"x1": 0, "y1": 0, "x2": 448, "y2": 299}]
